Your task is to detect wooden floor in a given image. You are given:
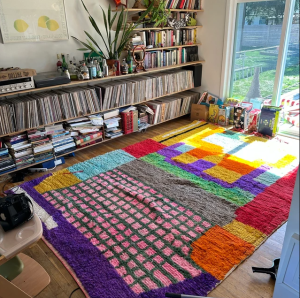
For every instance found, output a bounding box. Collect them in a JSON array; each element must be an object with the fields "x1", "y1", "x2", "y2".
[{"x1": 1, "y1": 116, "x2": 287, "y2": 298}]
